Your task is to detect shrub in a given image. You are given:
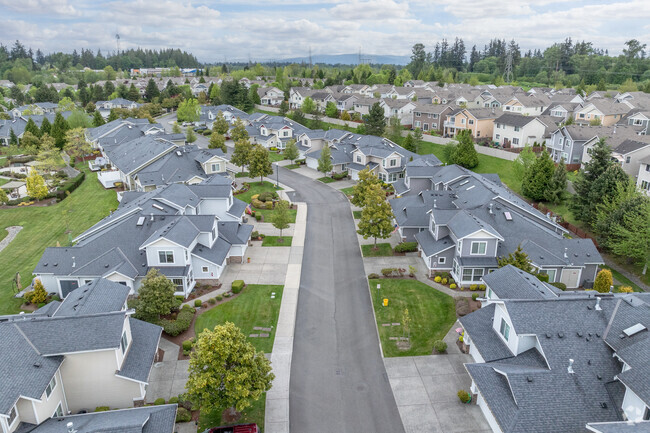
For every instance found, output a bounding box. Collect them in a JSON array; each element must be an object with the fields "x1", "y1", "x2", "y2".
[
  {"x1": 216, "y1": 295, "x2": 223, "y2": 301},
  {"x1": 434, "y1": 276, "x2": 442, "y2": 283},
  {"x1": 231, "y1": 280, "x2": 244, "y2": 294},
  {"x1": 208, "y1": 298, "x2": 216, "y2": 305},
  {"x1": 255, "y1": 214, "x2": 262, "y2": 221},
  {"x1": 535, "y1": 273, "x2": 550, "y2": 282},
  {"x1": 441, "y1": 278, "x2": 448, "y2": 285},
  {"x1": 472, "y1": 293, "x2": 479, "y2": 301},
  {"x1": 30, "y1": 280, "x2": 48, "y2": 304},
  {"x1": 175, "y1": 407, "x2": 191, "y2": 423},
  {"x1": 469, "y1": 284, "x2": 478, "y2": 291},
  {"x1": 194, "y1": 299, "x2": 202, "y2": 307},
  {"x1": 433, "y1": 340, "x2": 447, "y2": 353},
  {"x1": 381, "y1": 268, "x2": 396, "y2": 277},
  {"x1": 159, "y1": 307, "x2": 195, "y2": 336},
  {"x1": 618, "y1": 286, "x2": 634, "y2": 293},
  {"x1": 594, "y1": 269, "x2": 613, "y2": 293},
  {"x1": 478, "y1": 284, "x2": 486, "y2": 291},
  {"x1": 368, "y1": 273, "x2": 380, "y2": 279},
  {"x1": 183, "y1": 349, "x2": 191, "y2": 356},
  {"x1": 258, "y1": 191, "x2": 277, "y2": 202},
  {"x1": 182, "y1": 340, "x2": 193, "y2": 351},
  {"x1": 550, "y1": 282, "x2": 567, "y2": 291},
  {"x1": 168, "y1": 397, "x2": 179, "y2": 404},
  {"x1": 450, "y1": 283, "x2": 457, "y2": 289},
  {"x1": 394, "y1": 242, "x2": 418, "y2": 253},
  {"x1": 251, "y1": 230, "x2": 259, "y2": 238},
  {"x1": 95, "y1": 406, "x2": 110, "y2": 412},
  {"x1": 175, "y1": 295, "x2": 185, "y2": 301},
  {"x1": 154, "y1": 398, "x2": 166, "y2": 405},
  {"x1": 224, "y1": 292, "x2": 231, "y2": 298},
  {"x1": 457, "y1": 390, "x2": 470, "y2": 403}
]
